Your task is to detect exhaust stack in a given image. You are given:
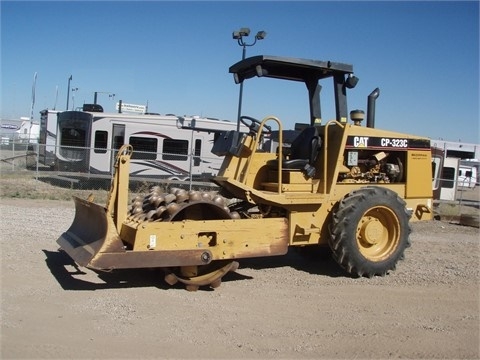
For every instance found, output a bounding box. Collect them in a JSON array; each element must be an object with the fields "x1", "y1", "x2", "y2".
[{"x1": 367, "y1": 88, "x2": 380, "y2": 128}]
